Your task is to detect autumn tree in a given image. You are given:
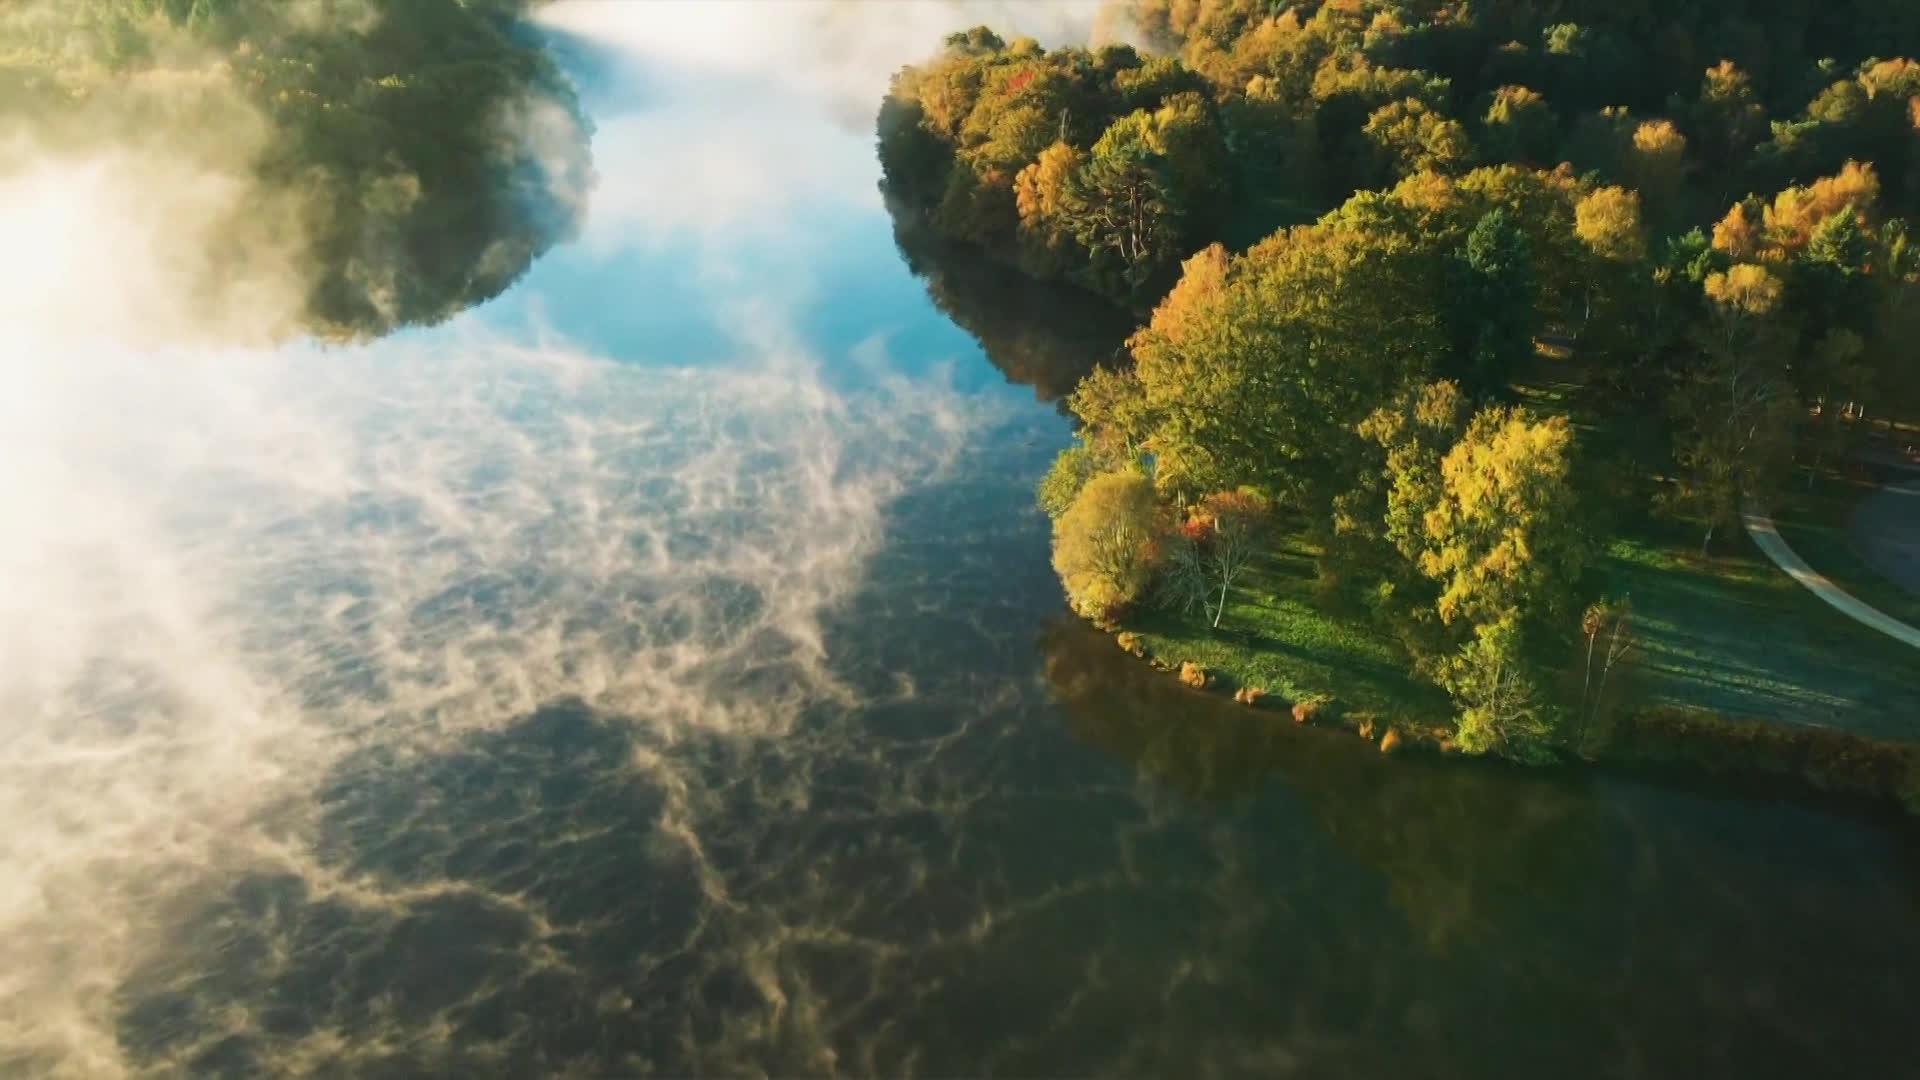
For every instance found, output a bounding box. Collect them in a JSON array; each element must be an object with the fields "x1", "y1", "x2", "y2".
[
  {"x1": 1362, "y1": 98, "x2": 1474, "y2": 181},
  {"x1": 1124, "y1": 203, "x2": 1445, "y2": 507},
  {"x1": 1068, "y1": 363, "x2": 1156, "y2": 459},
  {"x1": 1627, "y1": 119, "x2": 1690, "y2": 224},
  {"x1": 1041, "y1": 363, "x2": 1157, "y2": 521},
  {"x1": 1567, "y1": 185, "x2": 1652, "y2": 354},
  {"x1": 1417, "y1": 406, "x2": 1591, "y2": 630},
  {"x1": 1162, "y1": 489, "x2": 1274, "y2": 628},
  {"x1": 1014, "y1": 141, "x2": 1086, "y2": 276},
  {"x1": 1575, "y1": 186, "x2": 1648, "y2": 264},
  {"x1": 1411, "y1": 406, "x2": 1592, "y2": 756},
  {"x1": 1667, "y1": 264, "x2": 1800, "y2": 553},
  {"x1": 1038, "y1": 442, "x2": 1104, "y2": 520},
  {"x1": 1441, "y1": 615, "x2": 1556, "y2": 759},
  {"x1": 1764, "y1": 161, "x2": 1881, "y2": 257},
  {"x1": 1690, "y1": 61, "x2": 1767, "y2": 172},
  {"x1": 1062, "y1": 118, "x2": 1179, "y2": 295},
  {"x1": 884, "y1": 4, "x2": 1920, "y2": 320},
  {"x1": 1482, "y1": 85, "x2": 1557, "y2": 166},
  {"x1": 1576, "y1": 597, "x2": 1635, "y2": 746},
  {"x1": 1052, "y1": 470, "x2": 1161, "y2": 622},
  {"x1": 1337, "y1": 380, "x2": 1471, "y2": 656}
]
